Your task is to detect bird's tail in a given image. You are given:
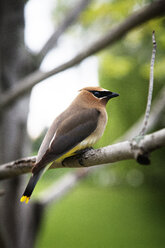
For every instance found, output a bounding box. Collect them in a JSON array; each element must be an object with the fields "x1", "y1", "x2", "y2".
[
  {"x1": 20, "y1": 171, "x2": 42, "y2": 204},
  {"x1": 20, "y1": 163, "x2": 50, "y2": 204}
]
